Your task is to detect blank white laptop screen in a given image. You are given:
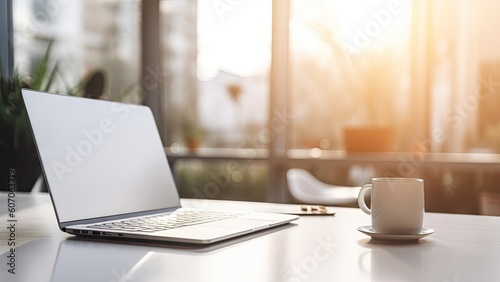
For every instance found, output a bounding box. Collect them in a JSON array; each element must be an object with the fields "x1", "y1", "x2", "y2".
[{"x1": 22, "y1": 90, "x2": 181, "y2": 223}]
